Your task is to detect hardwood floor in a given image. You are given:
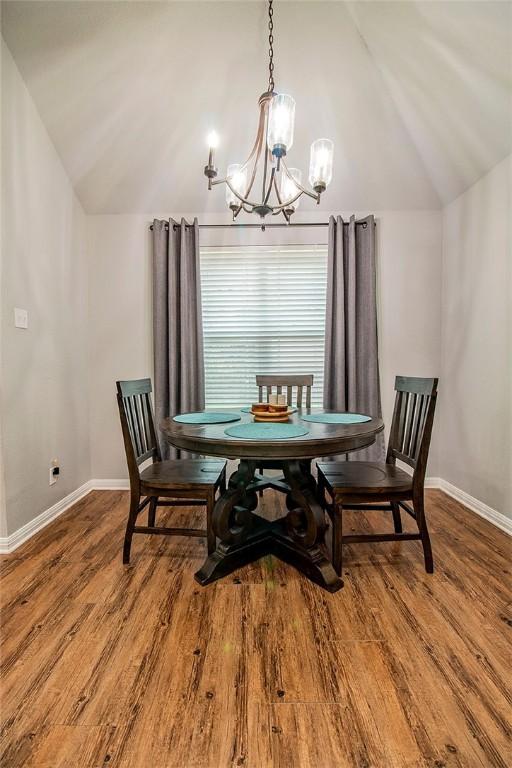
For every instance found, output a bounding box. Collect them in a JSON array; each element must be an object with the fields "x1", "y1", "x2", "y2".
[{"x1": 0, "y1": 488, "x2": 510, "y2": 768}]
